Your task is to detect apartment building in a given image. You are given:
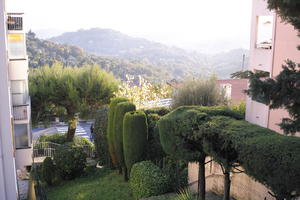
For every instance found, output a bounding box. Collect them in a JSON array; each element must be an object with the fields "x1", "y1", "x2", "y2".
[
  {"x1": 0, "y1": 0, "x2": 32, "y2": 199},
  {"x1": 7, "y1": 12, "x2": 33, "y2": 170},
  {"x1": 246, "y1": 0, "x2": 300, "y2": 135}
]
